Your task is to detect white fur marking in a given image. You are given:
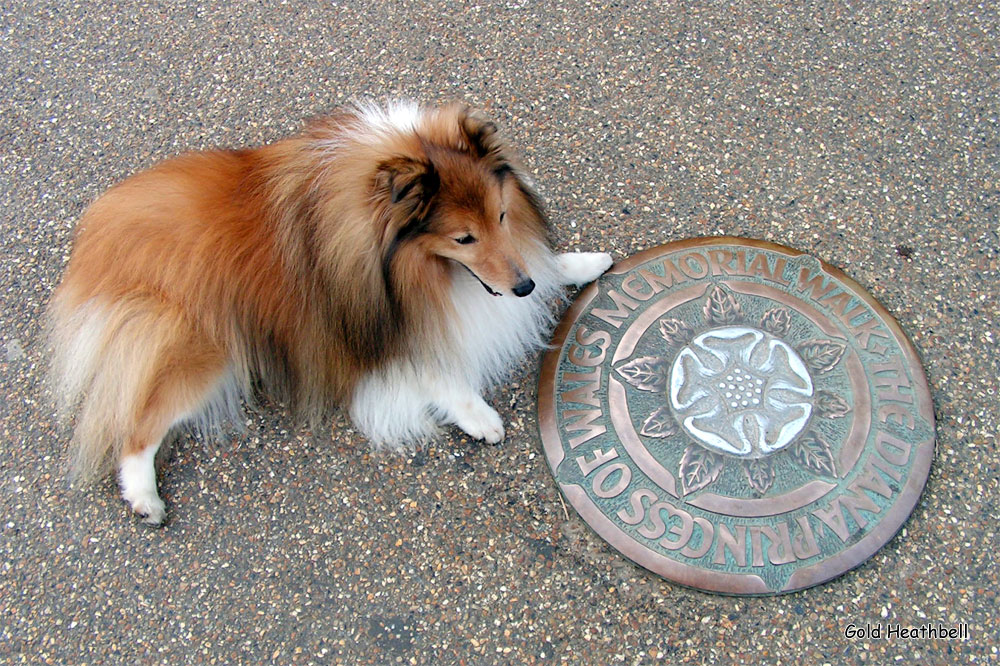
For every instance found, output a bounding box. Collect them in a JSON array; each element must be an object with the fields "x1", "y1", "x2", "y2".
[
  {"x1": 555, "y1": 252, "x2": 614, "y2": 286},
  {"x1": 430, "y1": 379, "x2": 506, "y2": 443},
  {"x1": 188, "y1": 368, "x2": 244, "y2": 437},
  {"x1": 350, "y1": 361, "x2": 439, "y2": 449},
  {"x1": 350, "y1": 249, "x2": 563, "y2": 450},
  {"x1": 49, "y1": 299, "x2": 109, "y2": 416},
  {"x1": 443, "y1": 249, "x2": 562, "y2": 392},
  {"x1": 312, "y1": 99, "x2": 426, "y2": 157},
  {"x1": 119, "y1": 444, "x2": 165, "y2": 525},
  {"x1": 353, "y1": 99, "x2": 423, "y2": 138}
]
